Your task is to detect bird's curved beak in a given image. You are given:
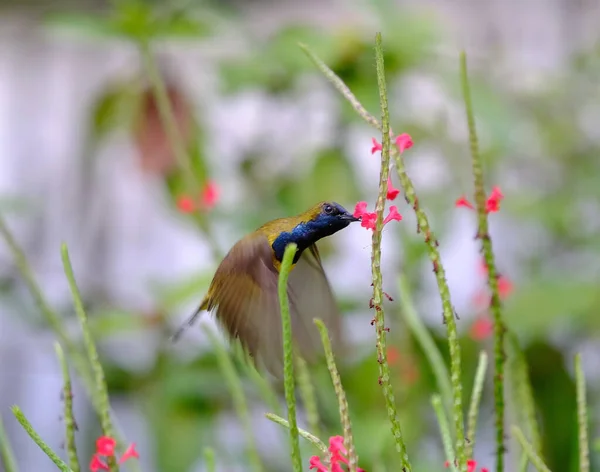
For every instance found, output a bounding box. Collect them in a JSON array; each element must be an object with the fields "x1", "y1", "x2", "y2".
[{"x1": 341, "y1": 212, "x2": 361, "y2": 222}]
